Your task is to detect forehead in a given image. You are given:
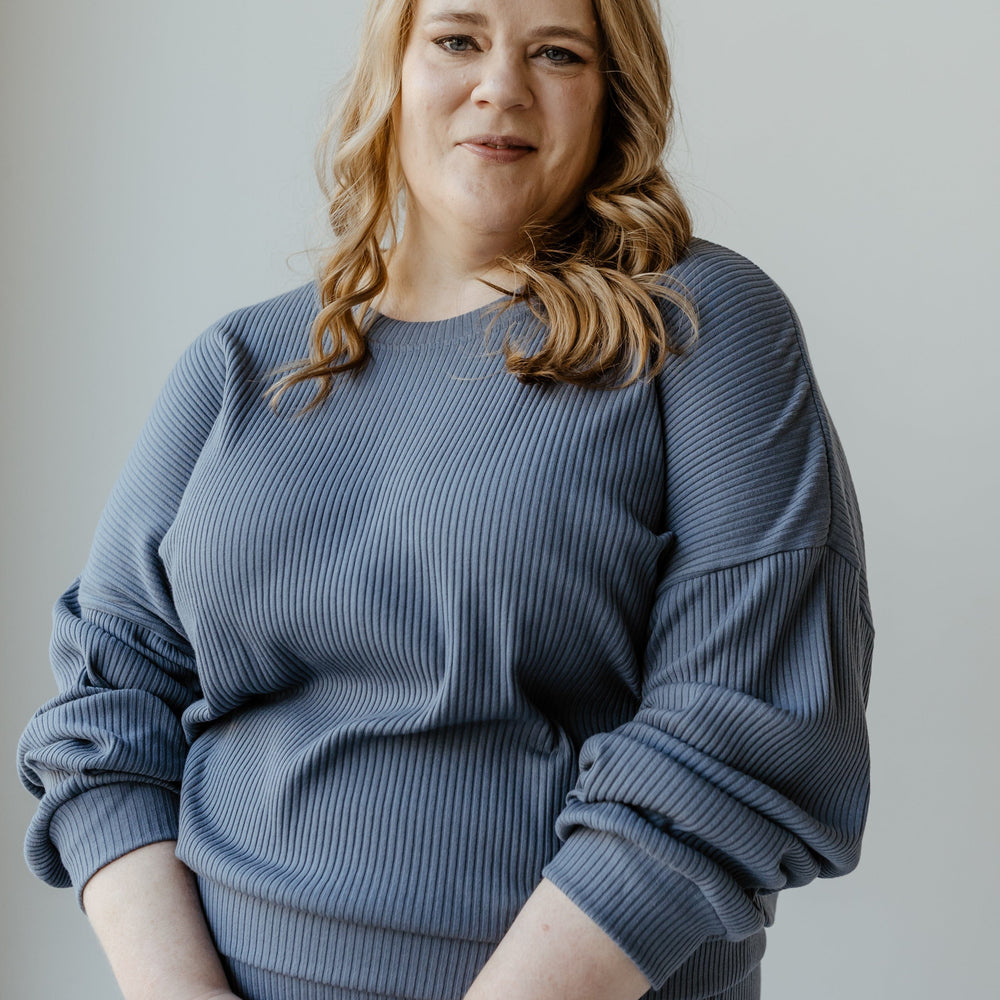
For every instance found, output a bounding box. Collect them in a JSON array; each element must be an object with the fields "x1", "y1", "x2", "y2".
[{"x1": 411, "y1": 0, "x2": 600, "y2": 36}]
